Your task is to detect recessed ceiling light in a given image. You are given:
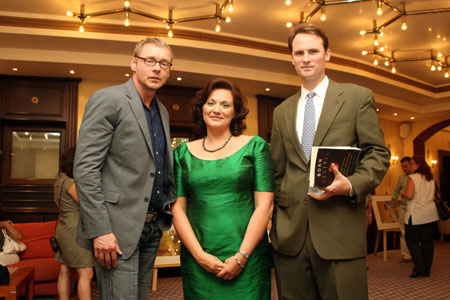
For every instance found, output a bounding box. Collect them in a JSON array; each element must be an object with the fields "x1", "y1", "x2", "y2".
[
  {"x1": 265, "y1": 88, "x2": 271, "y2": 92},
  {"x1": 410, "y1": 116, "x2": 415, "y2": 120},
  {"x1": 177, "y1": 77, "x2": 182, "y2": 81},
  {"x1": 376, "y1": 108, "x2": 379, "y2": 112},
  {"x1": 125, "y1": 73, "x2": 130, "y2": 77},
  {"x1": 393, "y1": 113, "x2": 398, "y2": 116},
  {"x1": 12, "y1": 67, "x2": 18, "y2": 72},
  {"x1": 69, "y1": 70, "x2": 75, "y2": 74}
]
